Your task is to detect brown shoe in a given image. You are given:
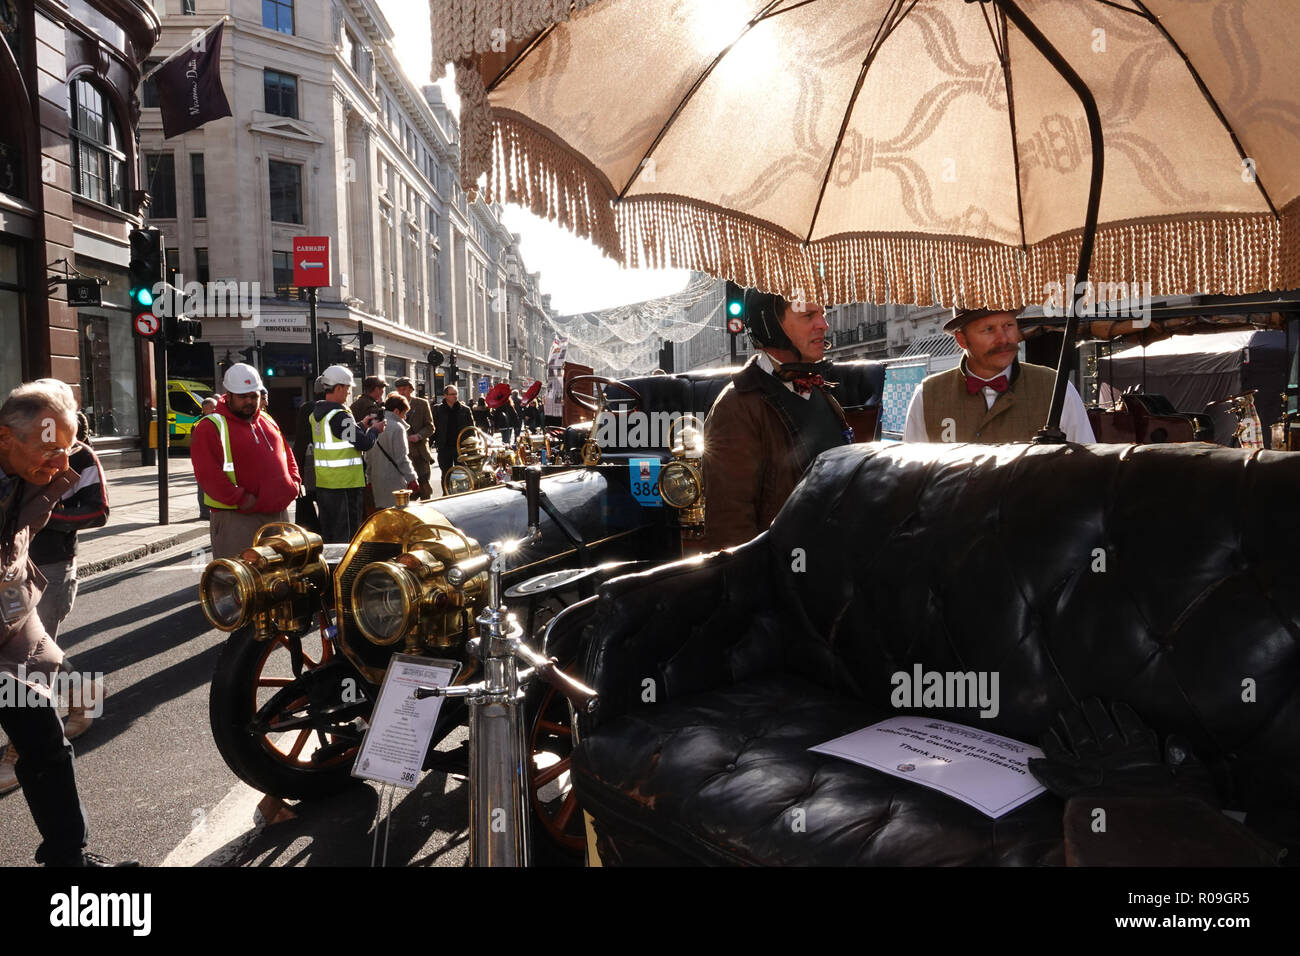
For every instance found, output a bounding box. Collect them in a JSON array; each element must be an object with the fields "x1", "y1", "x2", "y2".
[
  {"x1": 0, "y1": 744, "x2": 18, "y2": 795},
  {"x1": 63, "y1": 705, "x2": 93, "y2": 741}
]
